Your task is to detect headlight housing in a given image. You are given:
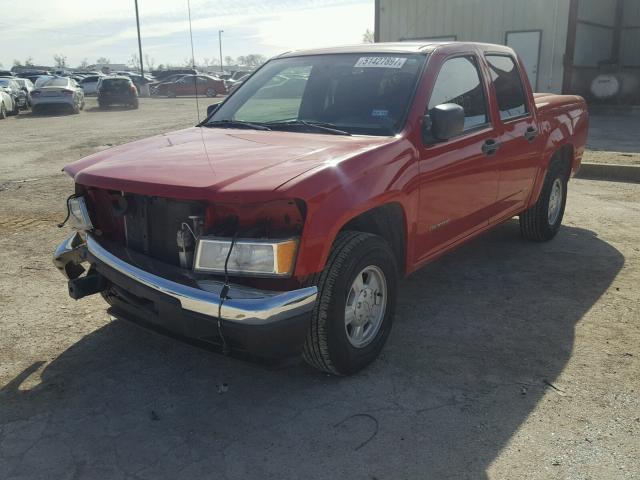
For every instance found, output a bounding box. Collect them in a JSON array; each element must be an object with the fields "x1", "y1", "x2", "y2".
[
  {"x1": 194, "y1": 237, "x2": 298, "y2": 277},
  {"x1": 68, "y1": 196, "x2": 93, "y2": 231}
]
